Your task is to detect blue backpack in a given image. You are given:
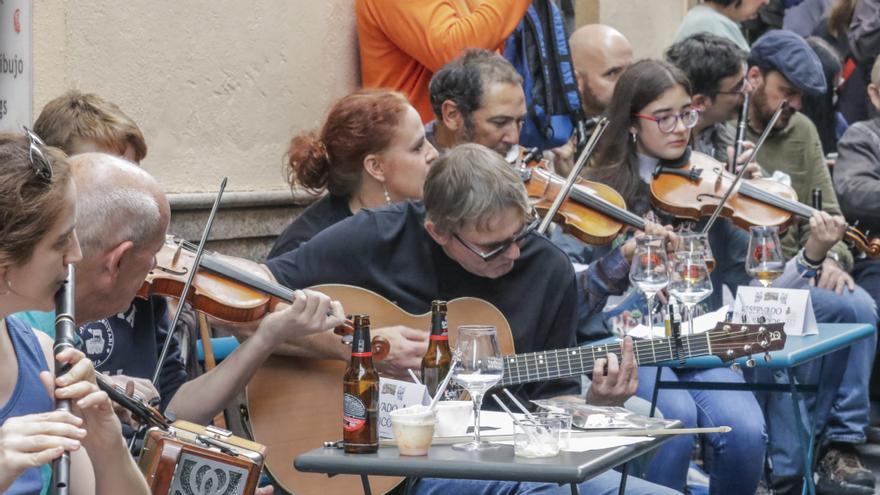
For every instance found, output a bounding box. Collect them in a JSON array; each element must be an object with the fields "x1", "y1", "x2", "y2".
[{"x1": 504, "y1": 0, "x2": 586, "y2": 151}]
